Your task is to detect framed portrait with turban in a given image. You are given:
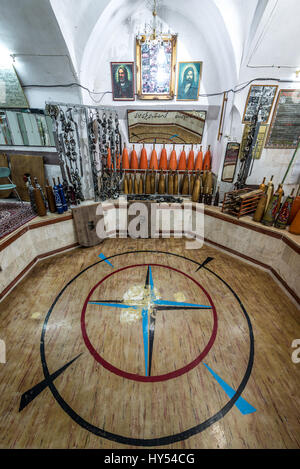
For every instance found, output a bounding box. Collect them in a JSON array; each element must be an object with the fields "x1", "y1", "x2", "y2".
[
  {"x1": 111, "y1": 62, "x2": 135, "y2": 101},
  {"x1": 176, "y1": 62, "x2": 202, "y2": 101}
]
